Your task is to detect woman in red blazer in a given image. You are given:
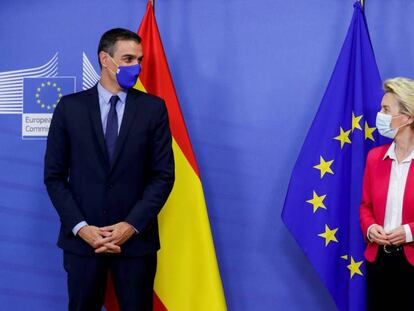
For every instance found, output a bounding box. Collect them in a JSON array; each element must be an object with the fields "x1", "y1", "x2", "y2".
[{"x1": 360, "y1": 77, "x2": 414, "y2": 310}]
